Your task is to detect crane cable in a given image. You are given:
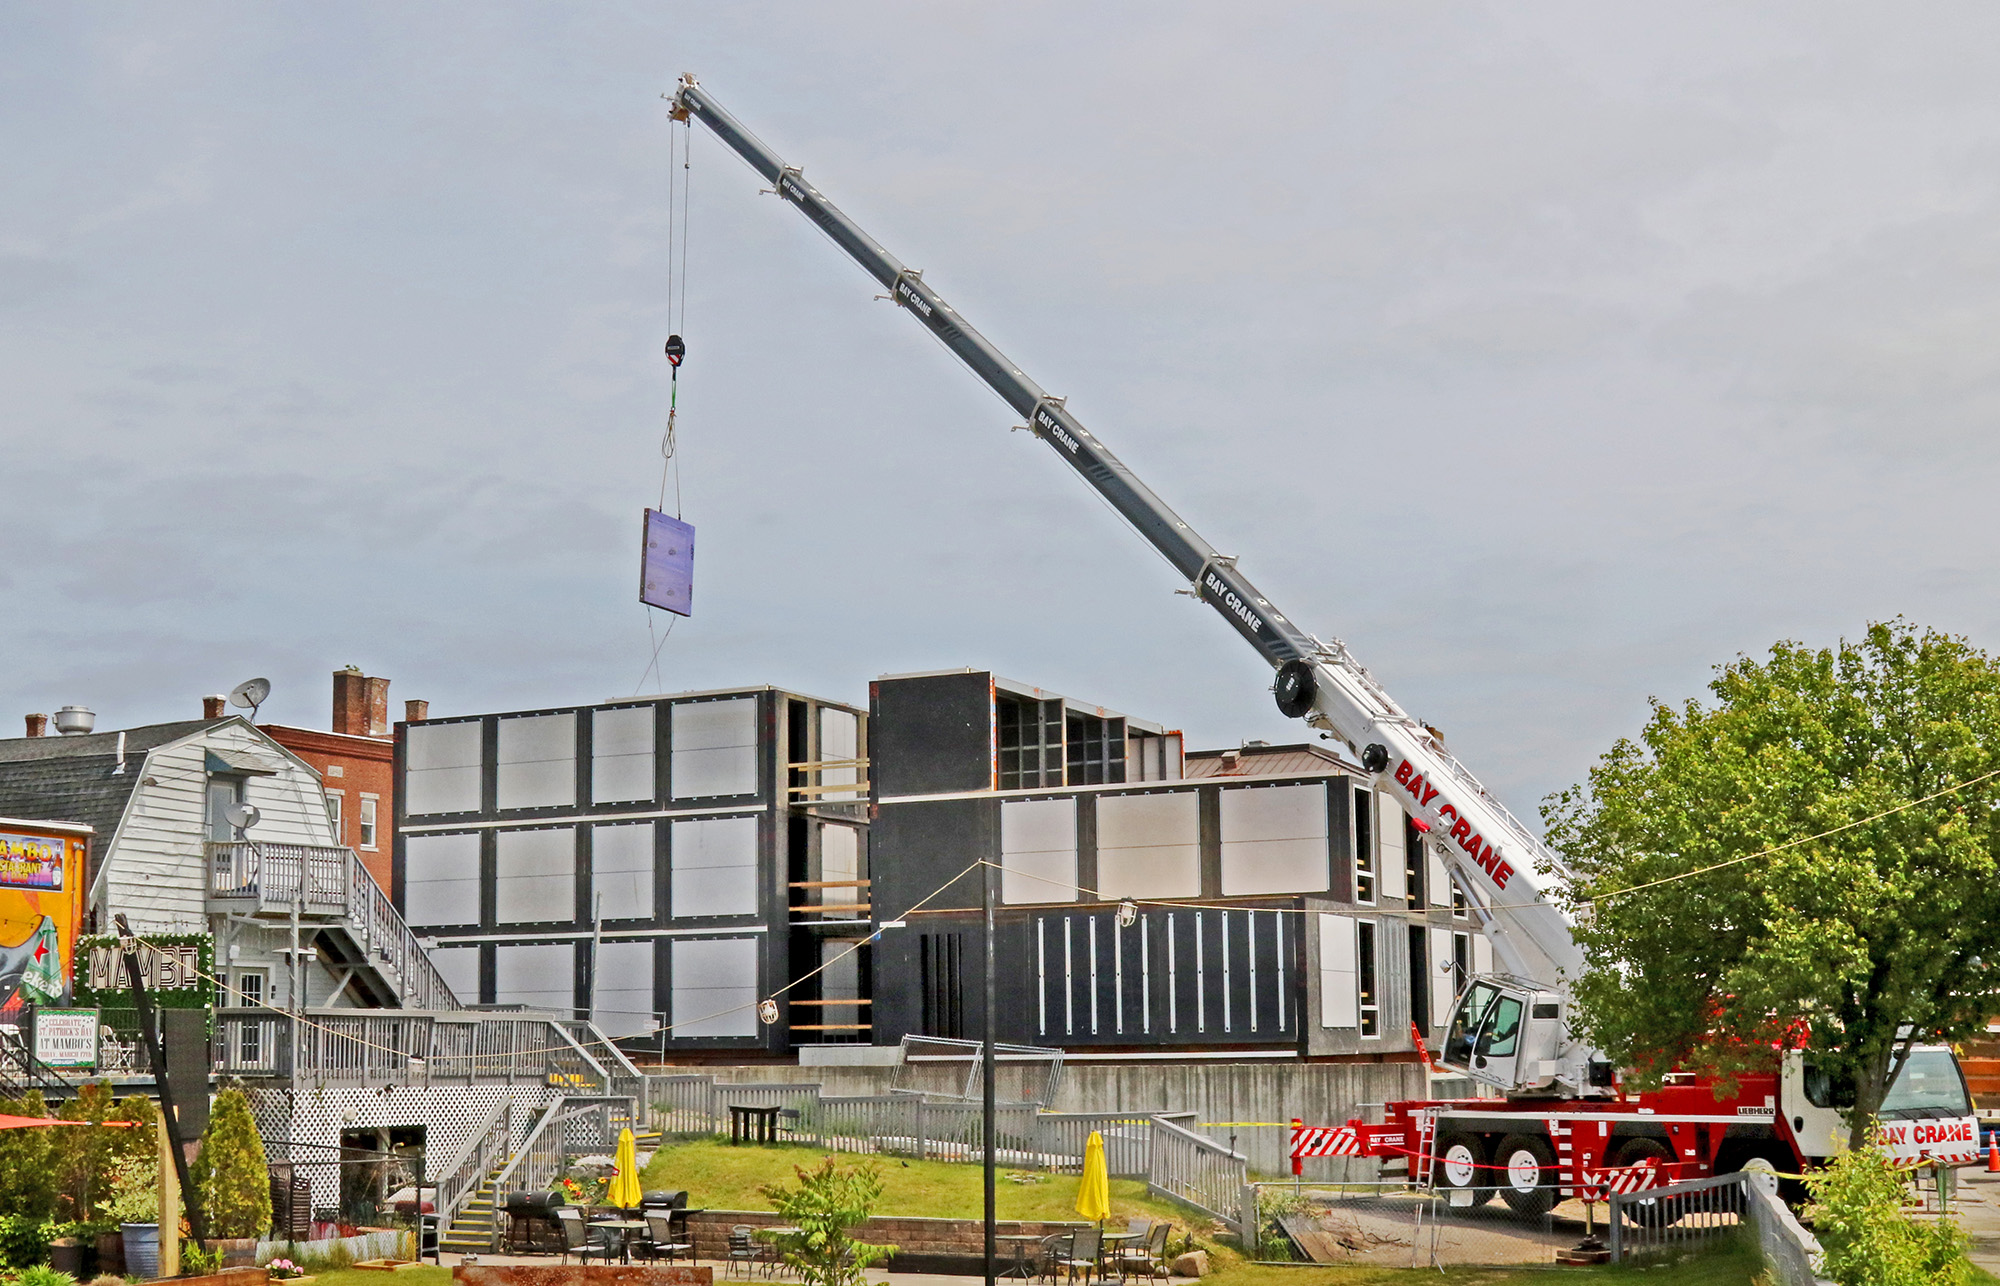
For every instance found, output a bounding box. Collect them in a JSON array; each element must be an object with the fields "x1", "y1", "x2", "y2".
[{"x1": 637, "y1": 116, "x2": 694, "y2": 696}]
